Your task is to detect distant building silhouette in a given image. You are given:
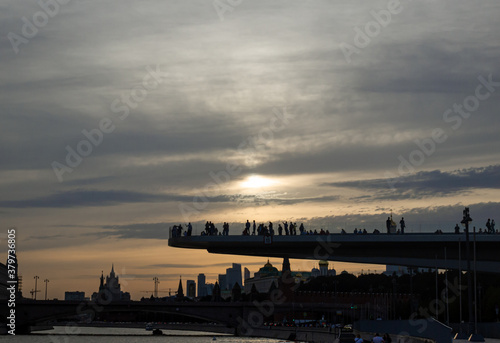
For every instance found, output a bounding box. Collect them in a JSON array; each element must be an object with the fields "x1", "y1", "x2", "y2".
[
  {"x1": 384, "y1": 265, "x2": 426, "y2": 276},
  {"x1": 218, "y1": 274, "x2": 227, "y2": 291},
  {"x1": 282, "y1": 257, "x2": 291, "y2": 272},
  {"x1": 226, "y1": 263, "x2": 242, "y2": 290},
  {"x1": 244, "y1": 267, "x2": 250, "y2": 283},
  {"x1": 244, "y1": 260, "x2": 280, "y2": 293},
  {"x1": 244, "y1": 259, "x2": 332, "y2": 294},
  {"x1": 205, "y1": 283, "x2": 214, "y2": 296},
  {"x1": 231, "y1": 282, "x2": 241, "y2": 301},
  {"x1": 65, "y1": 291, "x2": 85, "y2": 301},
  {"x1": 177, "y1": 277, "x2": 184, "y2": 298},
  {"x1": 91, "y1": 264, "x2": 130, "y2": 302},
  {"x1": 319, "y1": 260, "x2": 328, "y2": 276},
  {"x1": 197, "y1": 273, "x2": 206, "y2": 297},
  {"x1": 186, "y1": 280, "x2": 196, "y2": 298},
  {"x1": 211, "y1": 281, "x2": 221, "y2": 302}
]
